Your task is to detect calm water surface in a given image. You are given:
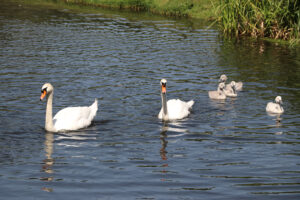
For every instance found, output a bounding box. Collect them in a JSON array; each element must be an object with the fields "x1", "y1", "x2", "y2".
[{"x1": 0, "y1": 0, "x2": 300, "y2": 199}]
